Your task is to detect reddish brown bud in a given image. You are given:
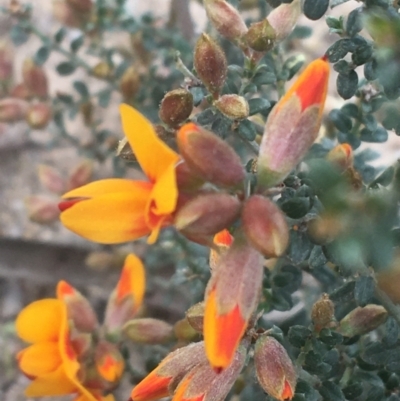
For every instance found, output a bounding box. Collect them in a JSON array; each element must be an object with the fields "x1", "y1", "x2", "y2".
[
  {"x1": 177, "y1": 123, "x2": 245, "y2": 187},
  {"x1": 204, "y1": 0, "x2": 248, "y2": 46},
  {"x1": 11, "y1": 83, "x2": 31, "y2": 100},
  {"x1": 175, "y1": 160, "x2": 205, "y2": 191},
  {"x1": 338, "y1": 305, "x2": 388, "y2": 337},
  {"x1": 25, "y1": 195, "x2": 60, "y2": 224},
  {"x1": 327, "y1": 143, "x2": 353, "y2": 171},
  {"x1": 53, "y1": 0, "x2": 89, "y2": 27},
  {"x1": 159, "y1": 89, "x2": 193, "y2": 127},
  {"x1": 67, "y1": 159, "x2": 93, "y2": 191},
  {"x1": 37, "y1": 164, "x2": 65, "y2": 194},
  {"x1": 194, "y1": 33, "x2": 227, "y2": 98},
  {"x1": 92, "y1": 61, "x2": 112, "y2": 79},
  {"x1": 174, "y1": 192, "x2": 241, "y2": 237},
  {"x1": 26, "y1": 102, "x2": 52, "y2": 129},
  {"x1": 254, "y1": 335, "x2": 297, "y2": 401},
  {"x1": 0, "y1": 98, "x2": 28, "y2": 123},
  {"x1": 186, "y1": 302, "x2": 205, "y2": 334},
  {"x1": 242, "y1": 195, "x2": 289, "y2": 258},
  {"x1": 123, "y1": 318, "x2": 174, "y2": 345},
  {"x1": 119, "y1": 66, "x2": 140, "y2": 101},
  {"x1": 311, "y1": 293, "x2": 335, "y2": 332},
  {"x1": 267, "y1": 0, "x2": 301, "y2": 42},
  {"x1": 22, "y1": 58, "x2": 48, "y2": 99},
  {"x1": 244, "y1": 19, "x2": 276, "y2": 52},
  {"x1": 66, "y1": 0, "x2": 93, "y2": 13},
  {"x1": 215, "y1": 94, "x2": 249, "y2": 120}
]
